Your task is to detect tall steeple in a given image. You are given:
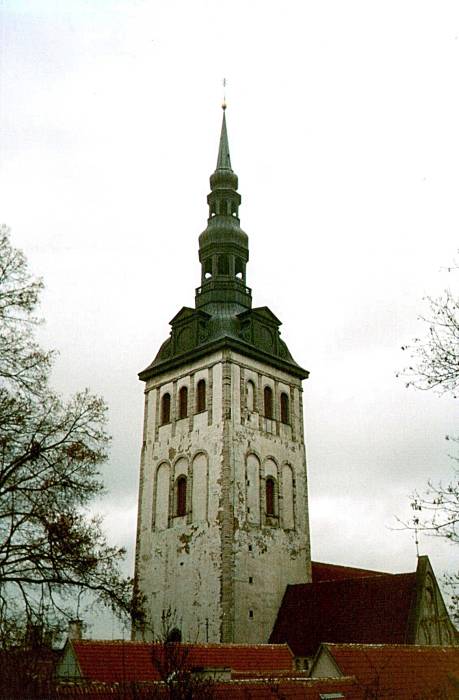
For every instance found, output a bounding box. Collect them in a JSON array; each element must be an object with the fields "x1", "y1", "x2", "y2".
[
  {"x1": 134, "y1": 106, "x2": 311, "y2": 647},
  {"x1": 196, "y1": 106, "x2": 251, "y2": 311}
]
